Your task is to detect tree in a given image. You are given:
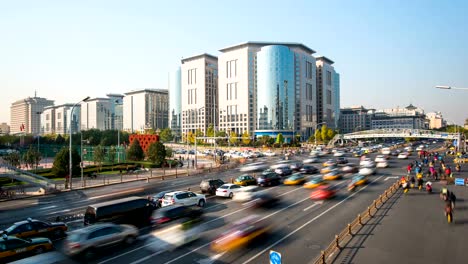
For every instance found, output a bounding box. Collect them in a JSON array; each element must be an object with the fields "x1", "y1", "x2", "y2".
[
  {"x1": 4, "y1": 151, "x2": 21, "y2": 168},
  {"x1": 275, "y1": 133, "x2": 284, "y2": 145},
  {"x1": 229, "y1": 132, "x2": 238, "y2": 146},
  {"x1": 315, "y1": 130, "x2": 322, "y2": 142},
  {"x1": 327, "y1": 129, "x2": 336, "y2": 141},
  {"x1": 126, "y1": 139, "x2": 144, "y2": 161},
  {"x1": 259, "y1": 135, "x2": 271, "y2": 146},
  {"x1": 159, "y1": 128, "x2": 174, "y2": 143},
  {"x1": 55, "y1": 134, "x2": 66, "y2": 145},
  {"x1": 52, "y1": 147, "x2": 81, "y2": 188},
  {"x1": 93, "y1": 145, "x2": 106, "y2": 171},
  {"x1": 215, "y1": 131, "x2": 227, "y2": 145},
  {"x1": 308, "y1": 135, "x2": 315, "y2": 143},
  {"x1": 23, "y1": 146, "x2": 41, "y2": 170},
  {"x1": 109, "y1": 146, "x2": 116, "y2": 165},
  {"x1": 321, "y1": 125, "x2": 329, "y2": 141},
  {"x1": 186, "y1": 131, "x2": 195, "y2": 144},
  {"x1": 206, "y1": 124, "x2": 215, "y2": 138},
  {"x1": 195, "y1": 129, "x2": 204, "y2": 145},
  {"x1": 147, "y1": 142, "x2": 166, "y2": 166},
  {"x1": 242, "y1": 131, "x2": 251, "y2": 145},
  {"x1": 165, "y1": 147, "x2": 173, "y2": 158}
]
